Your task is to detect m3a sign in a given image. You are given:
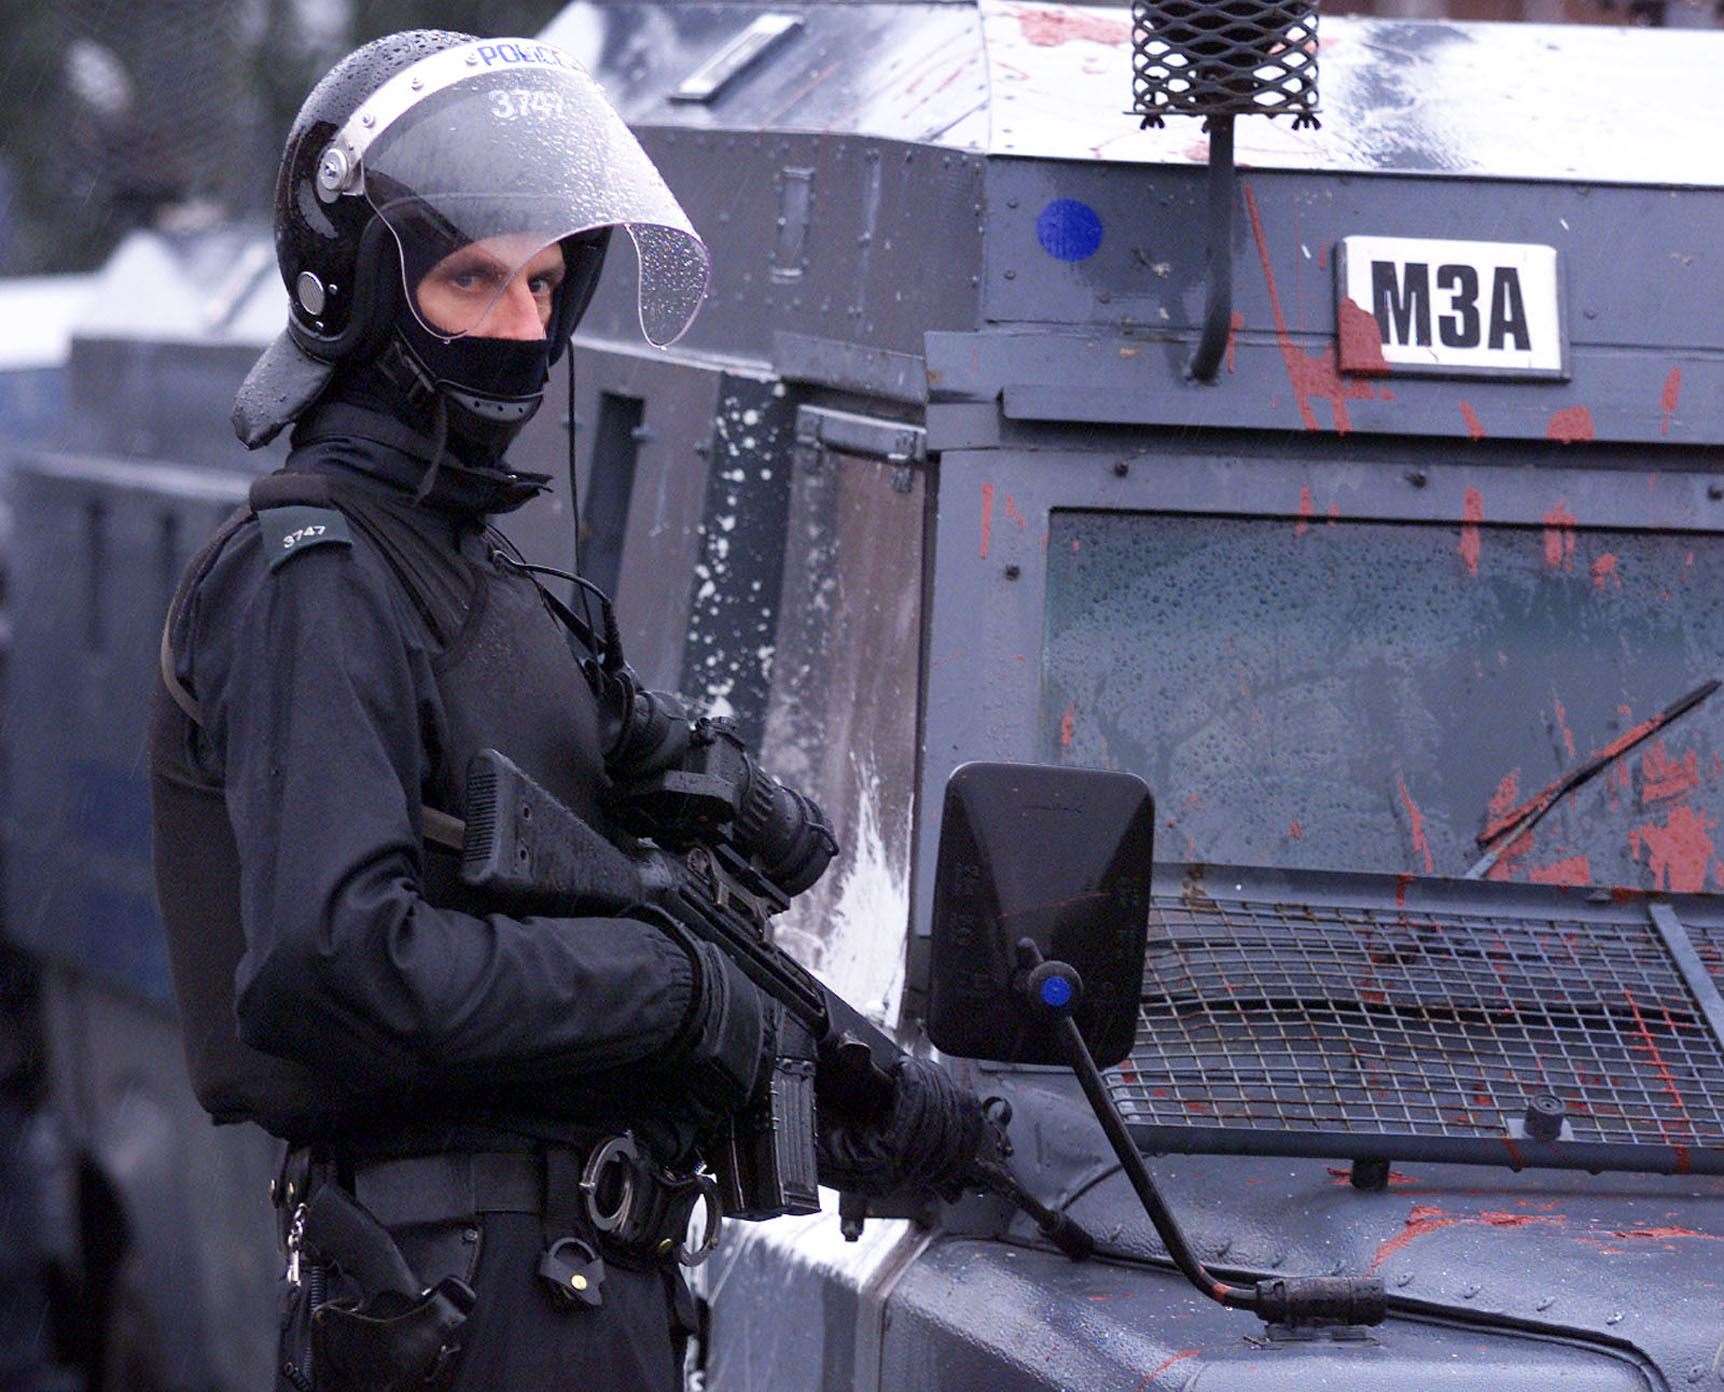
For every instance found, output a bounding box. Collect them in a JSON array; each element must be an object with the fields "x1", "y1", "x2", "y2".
[{"x1": 1336, "y1": 236, "x2": 1567, "y2": 379}]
